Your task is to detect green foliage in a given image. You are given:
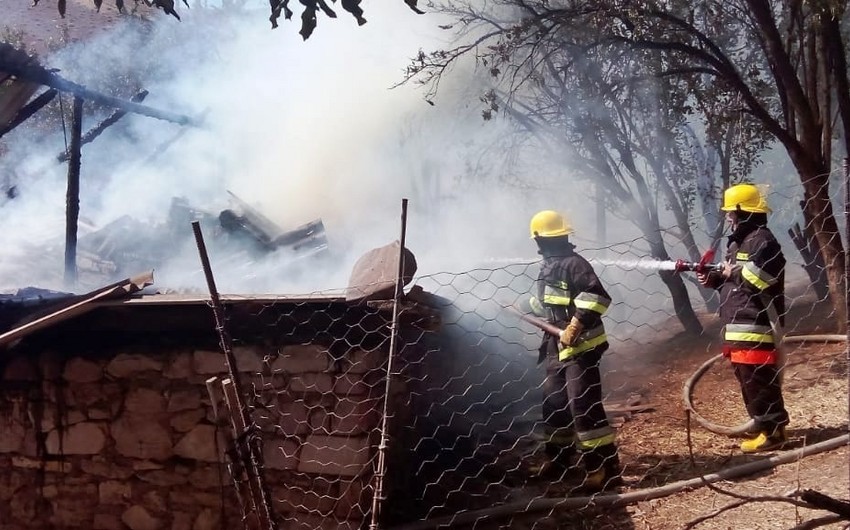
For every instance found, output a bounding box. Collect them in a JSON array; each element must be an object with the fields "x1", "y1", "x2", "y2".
[{"x1": 31, "y1": 0, "x2": 426, "y2": 40}]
